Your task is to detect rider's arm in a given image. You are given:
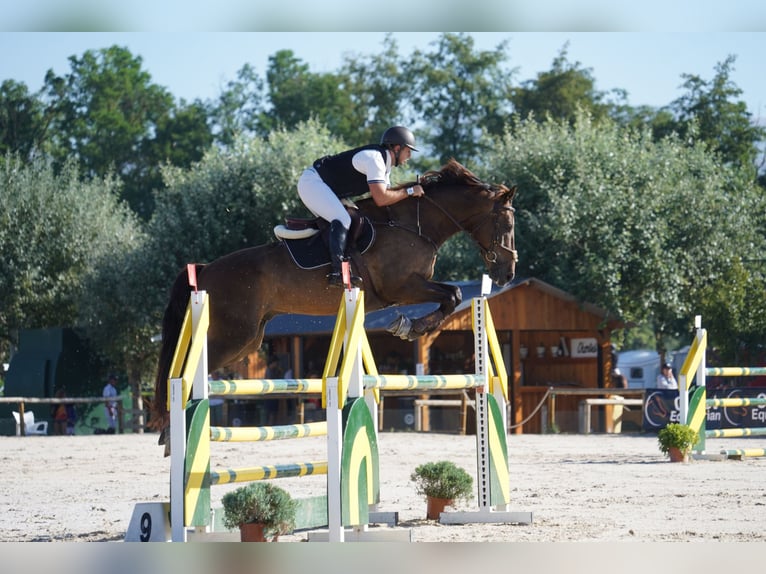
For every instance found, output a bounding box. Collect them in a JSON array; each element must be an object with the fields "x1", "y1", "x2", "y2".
[
  {"x1": 352, "y1": 148, "x2": 423, "y2": 206},
  {"x1": 369, "y1": 182, "x2": 424, "y2": 206}
]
